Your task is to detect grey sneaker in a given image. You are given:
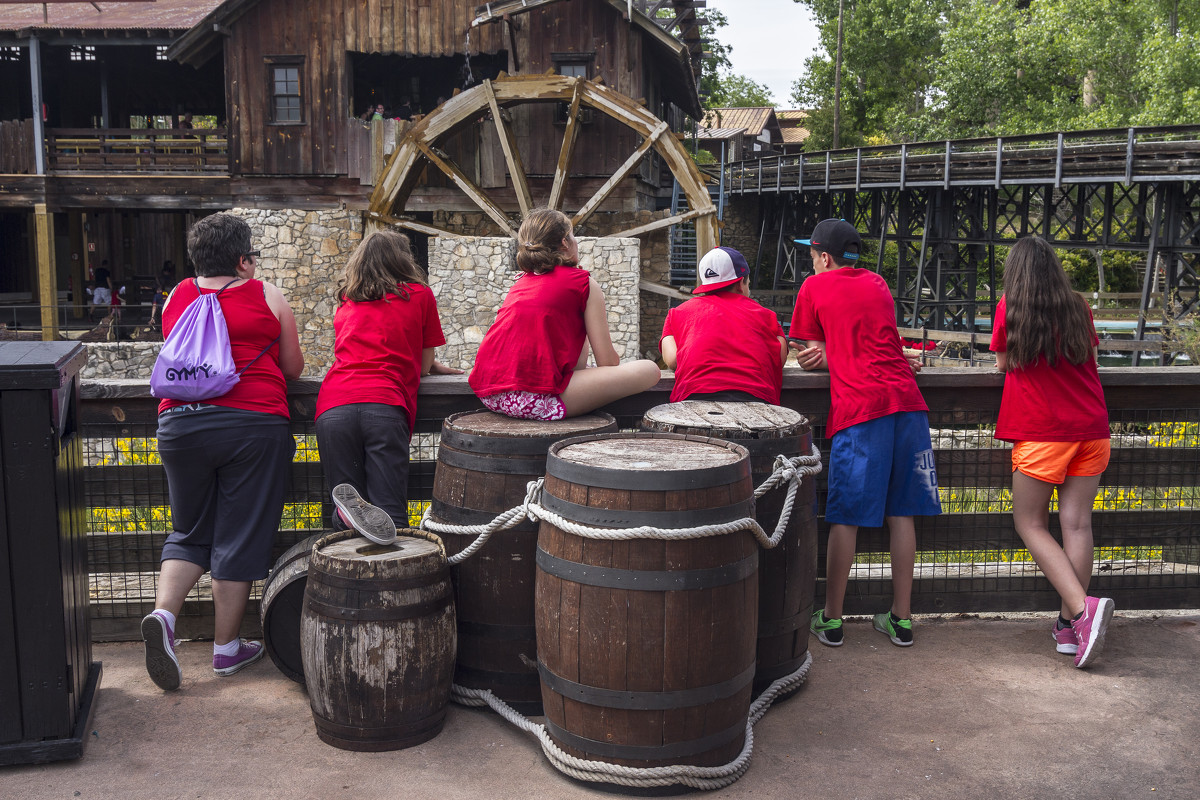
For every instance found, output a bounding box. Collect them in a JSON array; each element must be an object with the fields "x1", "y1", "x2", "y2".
[
  {"x1": 141, "y1": 611, "x2": 182, "y2": 691},
  {"x1": 331, "y1": 483, "x2": 396, "y2": 545}
]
